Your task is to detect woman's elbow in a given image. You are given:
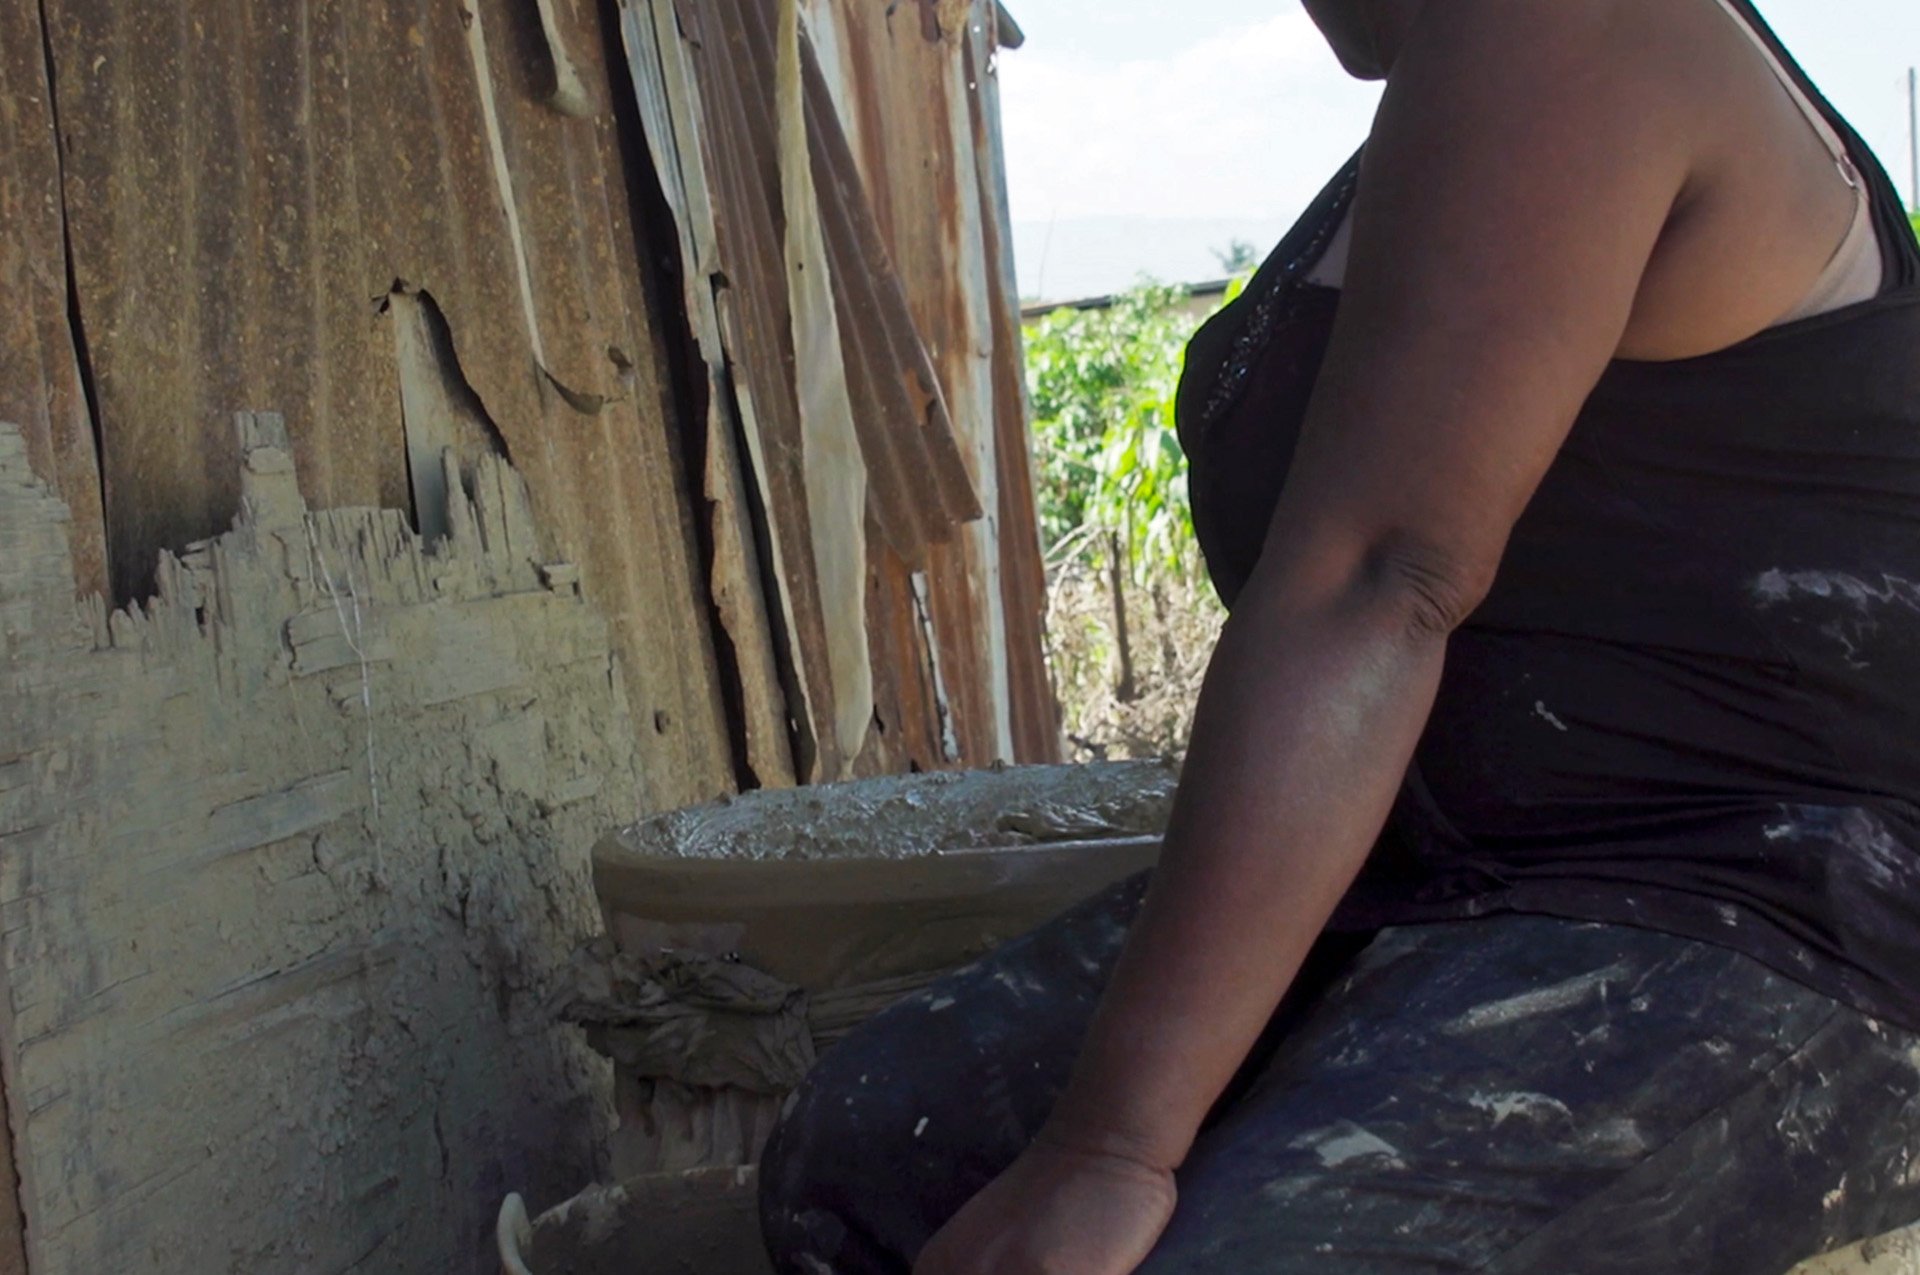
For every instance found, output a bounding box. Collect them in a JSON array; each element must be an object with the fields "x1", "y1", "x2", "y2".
[
  {"x1": 1246, "y1": 526, "x2": 1498, "y2": 643},
  {"x1": 1362, "y1": 532, "x2": 1497, "y2": 640}
]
